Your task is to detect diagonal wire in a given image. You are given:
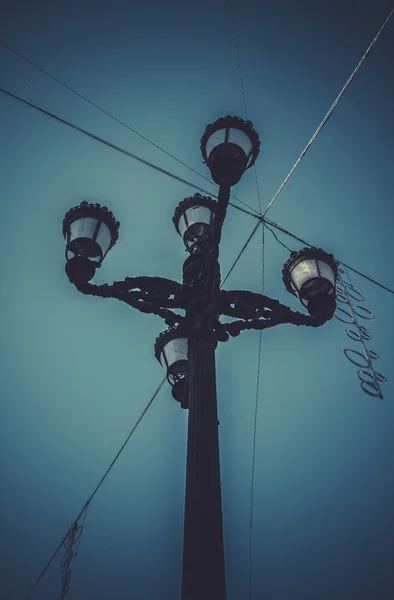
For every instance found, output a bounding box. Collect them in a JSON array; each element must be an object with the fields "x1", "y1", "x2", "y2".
[
  {"x1": 261, "y1": 7, "x2": 394, "y2": 218},
  {"x1": 220, "y1": 220, "x2": 263, "y2": 288},
  {"x1": 0, "y1": 40, "x2": 258, "y2": 217},
  {"x1": 74, "y1": 506, "x2": 88, "y2": 557},
  {"x1": 24, "y1": 377, "x2": 165, "y2": 600},
  {"x1": 229, "y1": 2, "x2": 263, "y2": 216},
  {"x1": 1, "y1": 87, "x2": 391, "y2": 296},
  {"x1": 263, "y1": 217, "x2": 394, "y2": 295},
  {"x1": 0, "y1": 85, "x2": 259, "y2": 217}
]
